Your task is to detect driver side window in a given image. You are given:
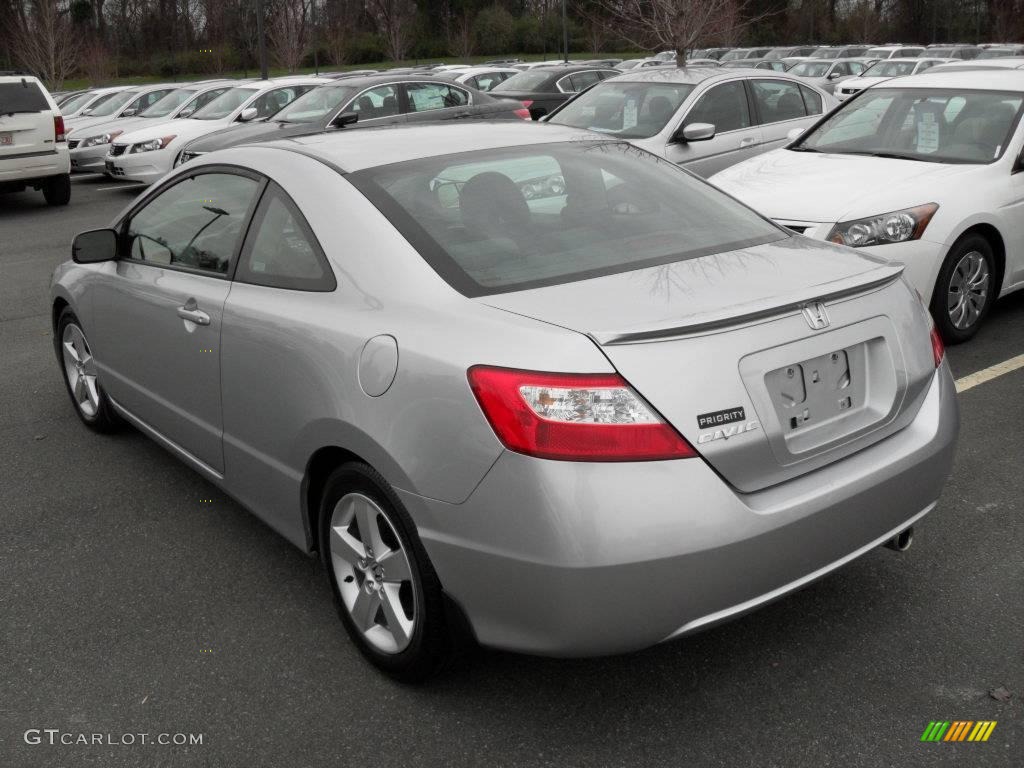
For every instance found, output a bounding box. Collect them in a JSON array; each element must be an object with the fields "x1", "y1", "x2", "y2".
[
  {"x1": 126, "y1": 173, "x2": 260, "y2": 275},
  {"x1": 686, "y1": 81, "x2": 751, "y2": 133}
]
